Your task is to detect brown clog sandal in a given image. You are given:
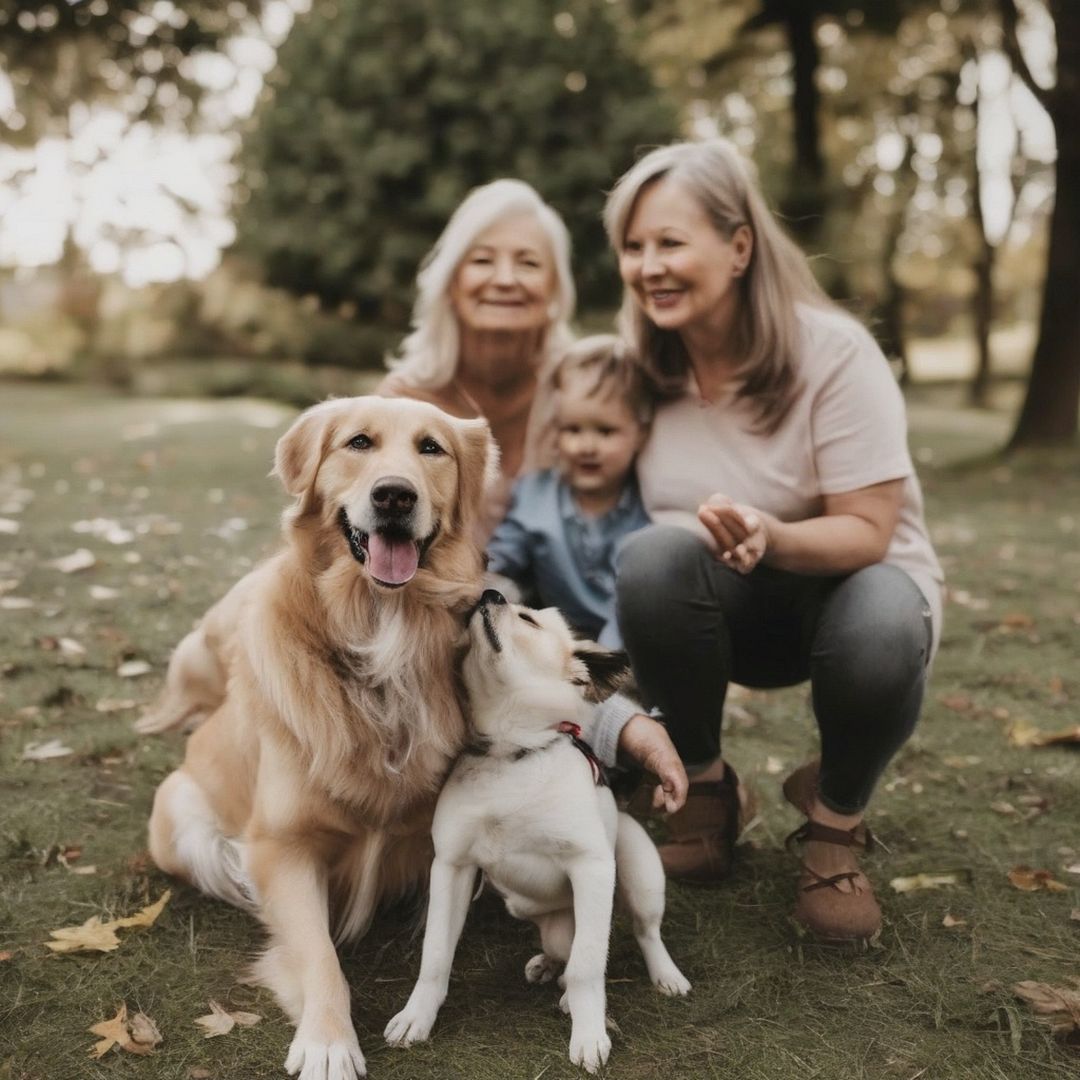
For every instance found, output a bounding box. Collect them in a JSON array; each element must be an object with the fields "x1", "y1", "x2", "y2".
[
  {"x1": 785, "y1": 819, "x2": 881, "y2": 941},
  {"x1": 656, "y1": 765, "x2": 754, "y2": 885}
]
